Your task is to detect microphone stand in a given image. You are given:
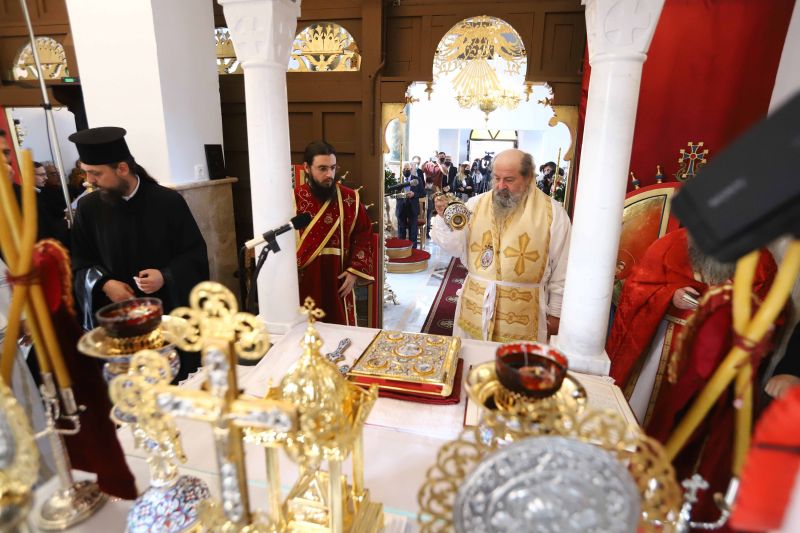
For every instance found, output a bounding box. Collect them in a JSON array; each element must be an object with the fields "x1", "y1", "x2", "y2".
[{"x1": 245, "y1": 231, "x2": 282, "y2": 316}]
